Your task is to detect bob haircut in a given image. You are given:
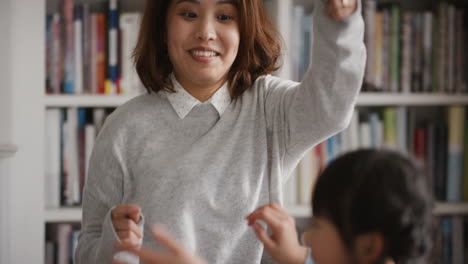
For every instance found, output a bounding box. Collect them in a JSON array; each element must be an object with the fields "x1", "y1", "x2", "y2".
[
  {"x1": 312, "y1": 149, "x2": 433, "y2": 263},
  {"x1": 133, "y1": 0, "x2": 282, "y2": 99}
]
